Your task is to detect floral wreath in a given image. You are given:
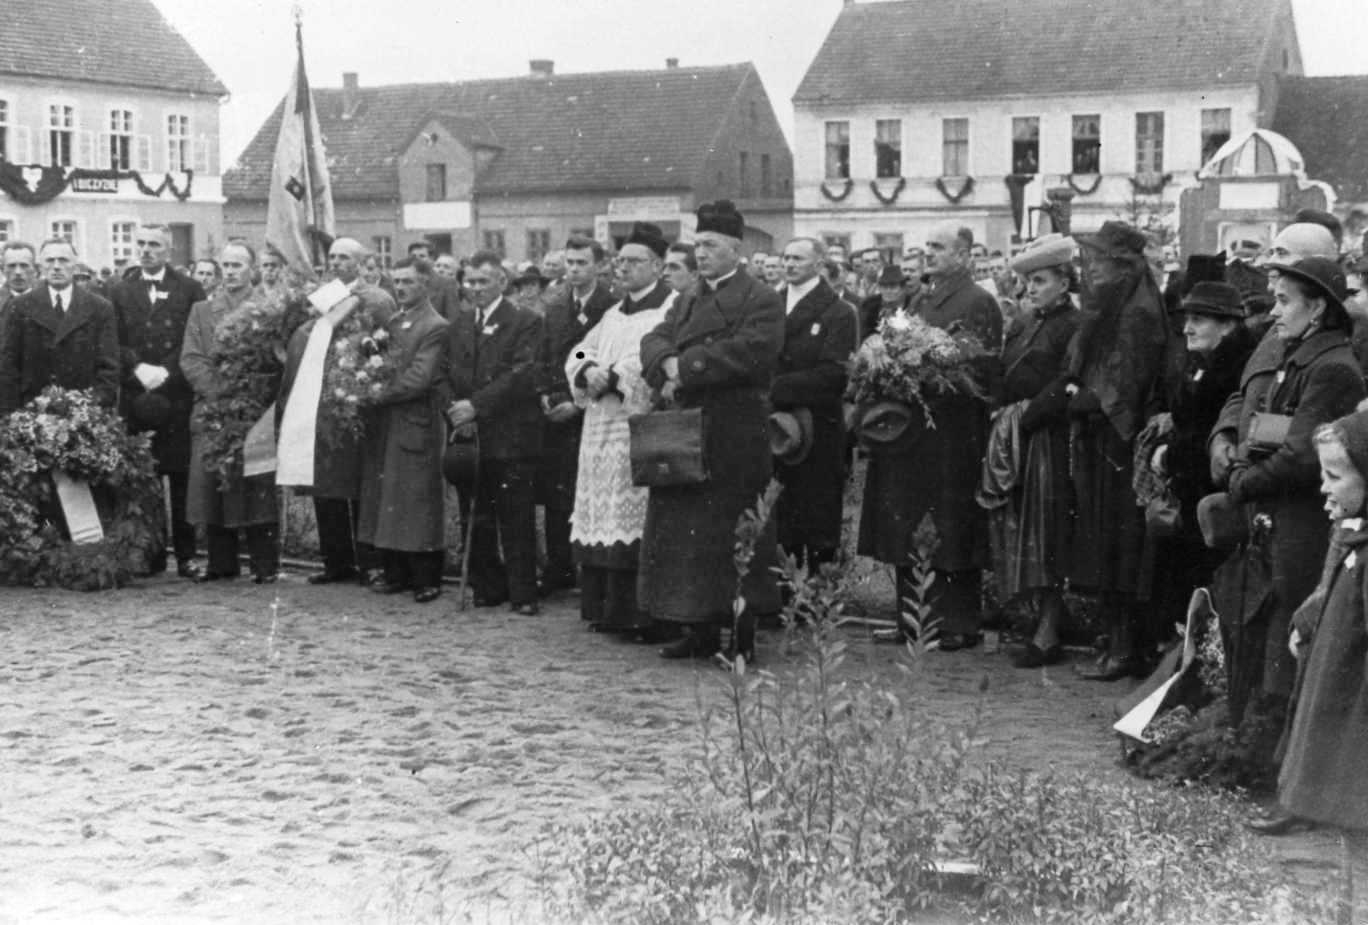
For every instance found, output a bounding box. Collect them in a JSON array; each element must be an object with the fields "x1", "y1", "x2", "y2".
[
  {"x1": 819, "y1": 178, "x2": 854, "y2": 202},
  {"x1": 869, "y1": 177, "x2": 906, "y2": 205},
  {"x1": 0, "y1": 388, "x2": 164, "y2": 590},
  {"x1": 320, "y1": 299, "x2": 400, "y2": 450},
  {"x1": 1066, "y1": 173, "x2": 1104, "y2": 197},
  {"x1": 934, "y1": 176, "x2": 975, "y2": 205},
  {"x1": 1129, "y1": 172, "x2": 1173, "y2": 196}
]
